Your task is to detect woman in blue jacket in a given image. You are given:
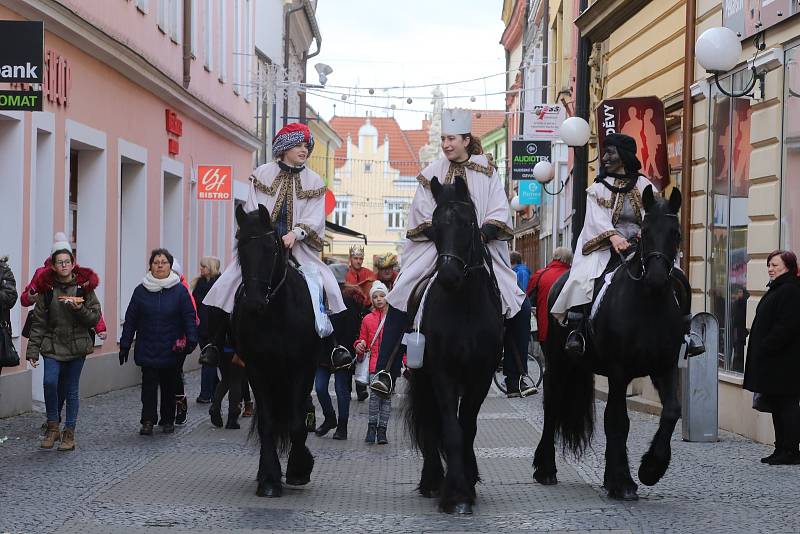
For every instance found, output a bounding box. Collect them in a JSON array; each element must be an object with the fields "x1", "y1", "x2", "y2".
[{"x1": 119, "y1": 249, "x2": 198, "y2": 435}]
